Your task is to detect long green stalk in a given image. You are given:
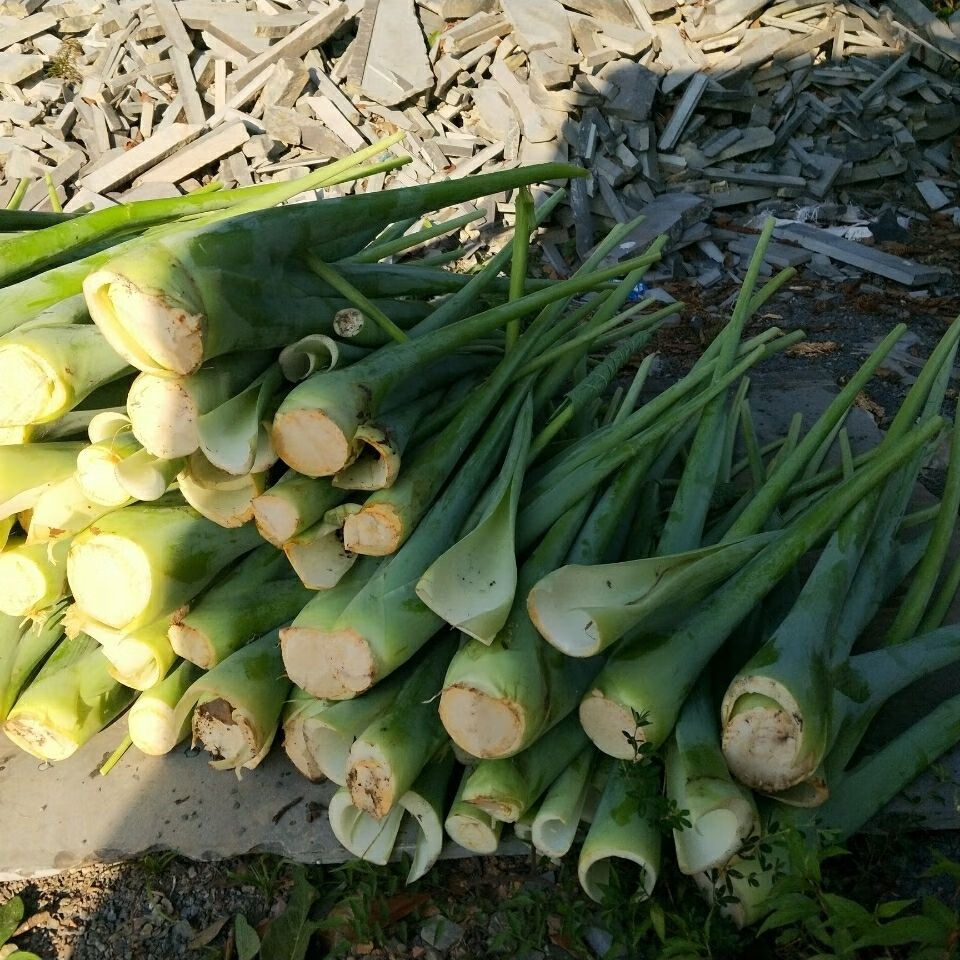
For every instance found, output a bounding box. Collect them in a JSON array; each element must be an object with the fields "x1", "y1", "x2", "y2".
[
  {"x1": 578, "y1": 415, "x2": 942, "y2": 758},
  {"x1": 518, "y1": 333, "x2": 804, "y2": 548},
  {"x1": 4, "y1": 134, "x2": 408, "y2": 285},
  {"x1": 505, "y1": 186, "x2": 534, "y2": 351},
  {"x1": 578, "y1": 763, "x2": 661, "y2": 903},
  {"x1": 884, "y1": 392, "x2": 960, "y2": 645}
]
